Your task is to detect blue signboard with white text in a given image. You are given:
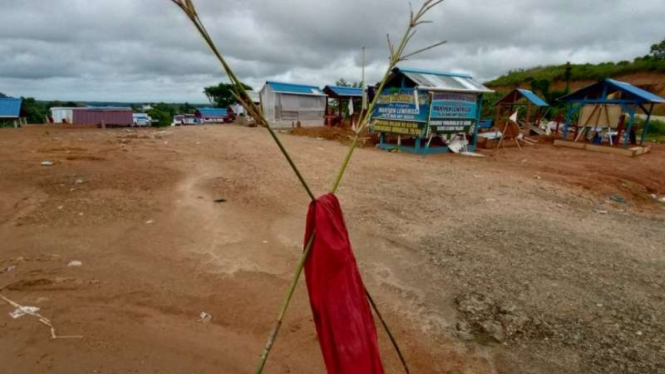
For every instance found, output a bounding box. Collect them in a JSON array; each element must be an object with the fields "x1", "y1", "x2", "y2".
[
  {"x1": 372, "y1": 88, "x2": 430, "y2": 123},
  {"x1": 428, "y1": 92, "x2": 478, "y2": 134}
]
